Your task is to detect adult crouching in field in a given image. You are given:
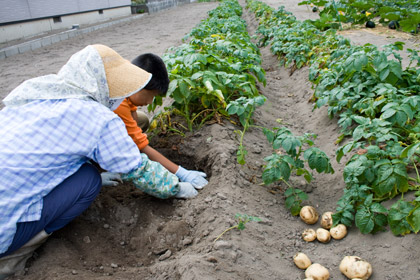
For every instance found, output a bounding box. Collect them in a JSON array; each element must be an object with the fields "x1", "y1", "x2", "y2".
[{"x1": 0, "y1": 44, "x2": 207, "y2": 279}]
